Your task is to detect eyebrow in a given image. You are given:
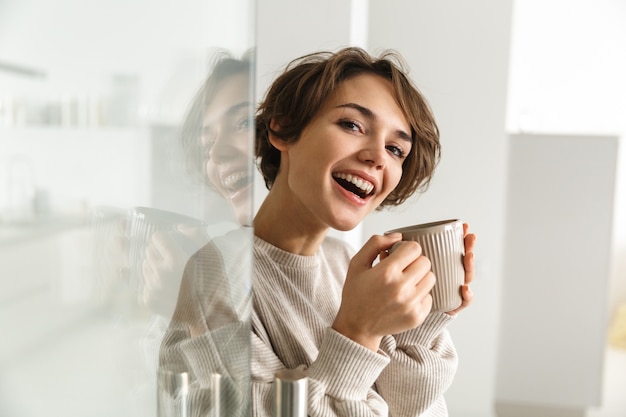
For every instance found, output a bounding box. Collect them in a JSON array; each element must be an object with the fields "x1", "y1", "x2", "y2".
[
  {"x1": 203, "y1": 101, "x2": 252, "y2": 128},
  {"x1": 228, "y1": 101, "x2": 253, "y2": 115},
  {"x1": 336, "y1": 102, "x2": 413, "y2": 143}
]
